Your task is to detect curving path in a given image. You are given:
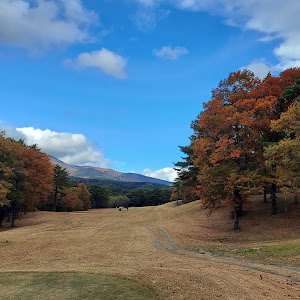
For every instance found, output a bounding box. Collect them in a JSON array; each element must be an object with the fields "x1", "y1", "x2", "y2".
[{"x1": 152, "y1": 227, "x2": 300, "y2": 284}]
